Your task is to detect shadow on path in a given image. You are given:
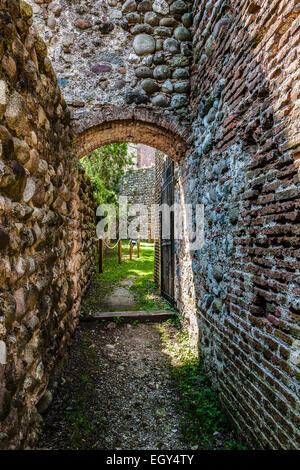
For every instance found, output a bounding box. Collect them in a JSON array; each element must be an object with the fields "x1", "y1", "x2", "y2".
[{"x1": 38, "y1": 321, "x2": 187, "y2": 450}]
